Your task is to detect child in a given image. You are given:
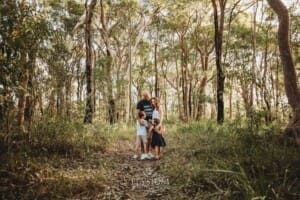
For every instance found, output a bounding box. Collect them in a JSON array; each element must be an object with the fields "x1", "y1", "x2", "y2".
[
  {"x1": 151, "y1": 118, "x2": 166, "y2": 159},
  {"x1": 133, "y1": 111, "x2": 149, "y2": 160}
]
